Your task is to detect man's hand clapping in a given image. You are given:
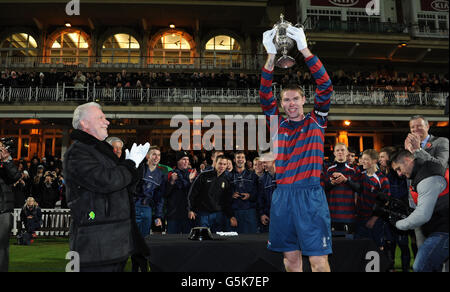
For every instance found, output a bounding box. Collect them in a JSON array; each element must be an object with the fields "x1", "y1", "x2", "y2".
[
  {"x1": 405, "y1": 133, "x2": 421, "y2": 153},
  {"x1": 125, "y1": 142, "x2": 150, "y2": 168}
]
